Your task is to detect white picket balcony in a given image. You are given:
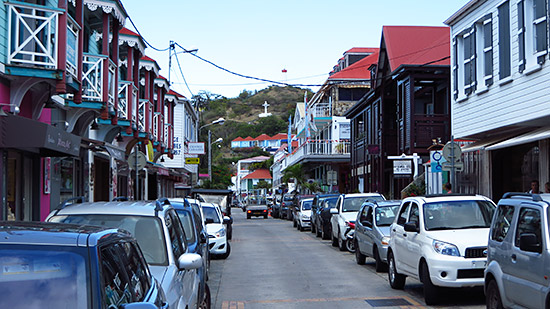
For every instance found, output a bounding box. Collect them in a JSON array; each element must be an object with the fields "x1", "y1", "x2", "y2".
[
  {"x1": 153, "y1": 112, "x2": 160, "y2": 140},
  {"x1": 138, "y1": 99, "x2": 147, "y2": 131},
  {"x1": 6, "y1": 2, "x2": 62, "y2": 69},
  {"x1": 283, "y1": 139, "x2": 350, "y2": 169},
  {"x1": 118, "y1": 81, "x2": 138, "y2": 120},
  {"x1": 312, "y1": 103, "x2": 331, "y2": 117},
  {"x1": 82, "y1": 54, "x2": 115, "y2": 104}
]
